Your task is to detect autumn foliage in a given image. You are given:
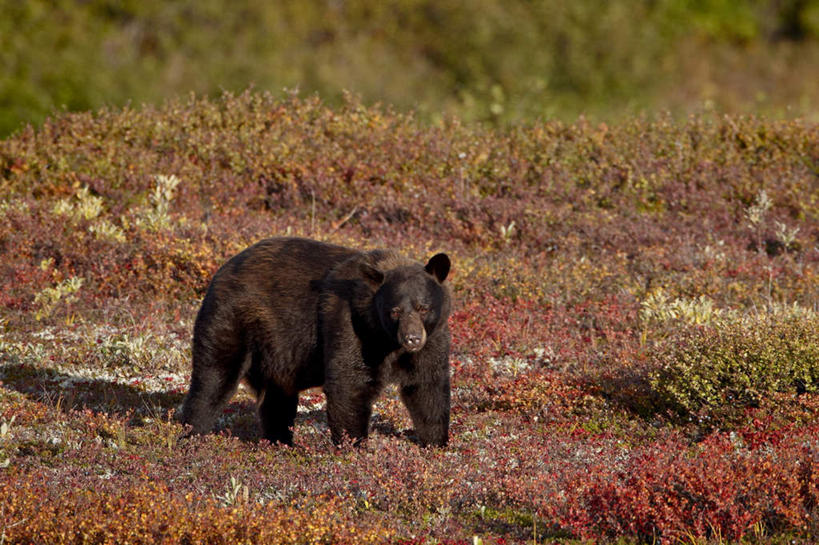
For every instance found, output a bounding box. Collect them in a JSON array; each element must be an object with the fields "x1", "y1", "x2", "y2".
[{"x1": 1, "y1": 92, "x2": 818, "y2": 543}]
